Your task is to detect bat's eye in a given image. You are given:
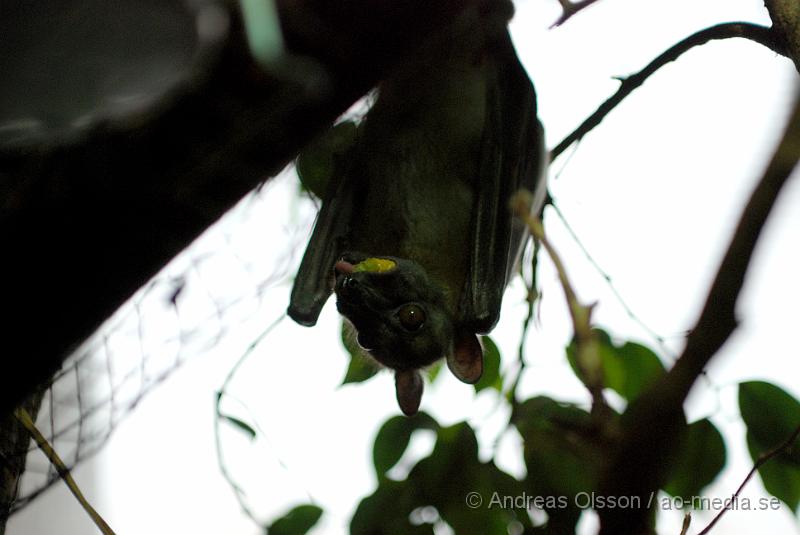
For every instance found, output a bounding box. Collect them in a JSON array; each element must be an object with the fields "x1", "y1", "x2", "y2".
[{"x1": 397, "y1": 304, "x2": 425, "y2": 331}]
